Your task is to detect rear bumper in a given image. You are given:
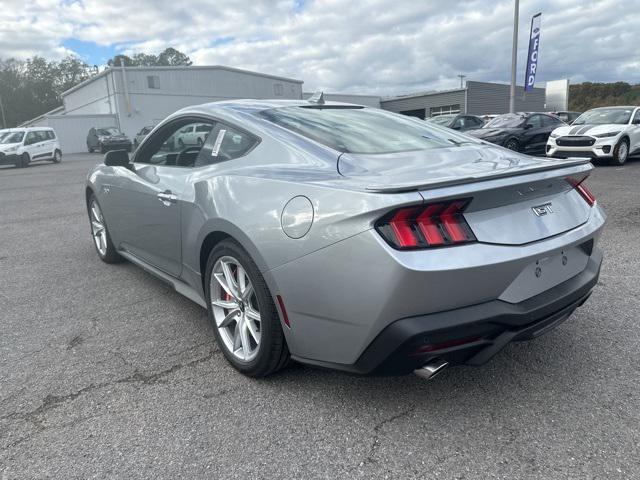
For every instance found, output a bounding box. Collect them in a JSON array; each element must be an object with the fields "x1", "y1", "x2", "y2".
[
  {"x1": 354, "y1": 251, "x2": 600, "y2": 374},
  {"x1": 296, "y1": 250, "x2": 601, "y2": 375}
]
